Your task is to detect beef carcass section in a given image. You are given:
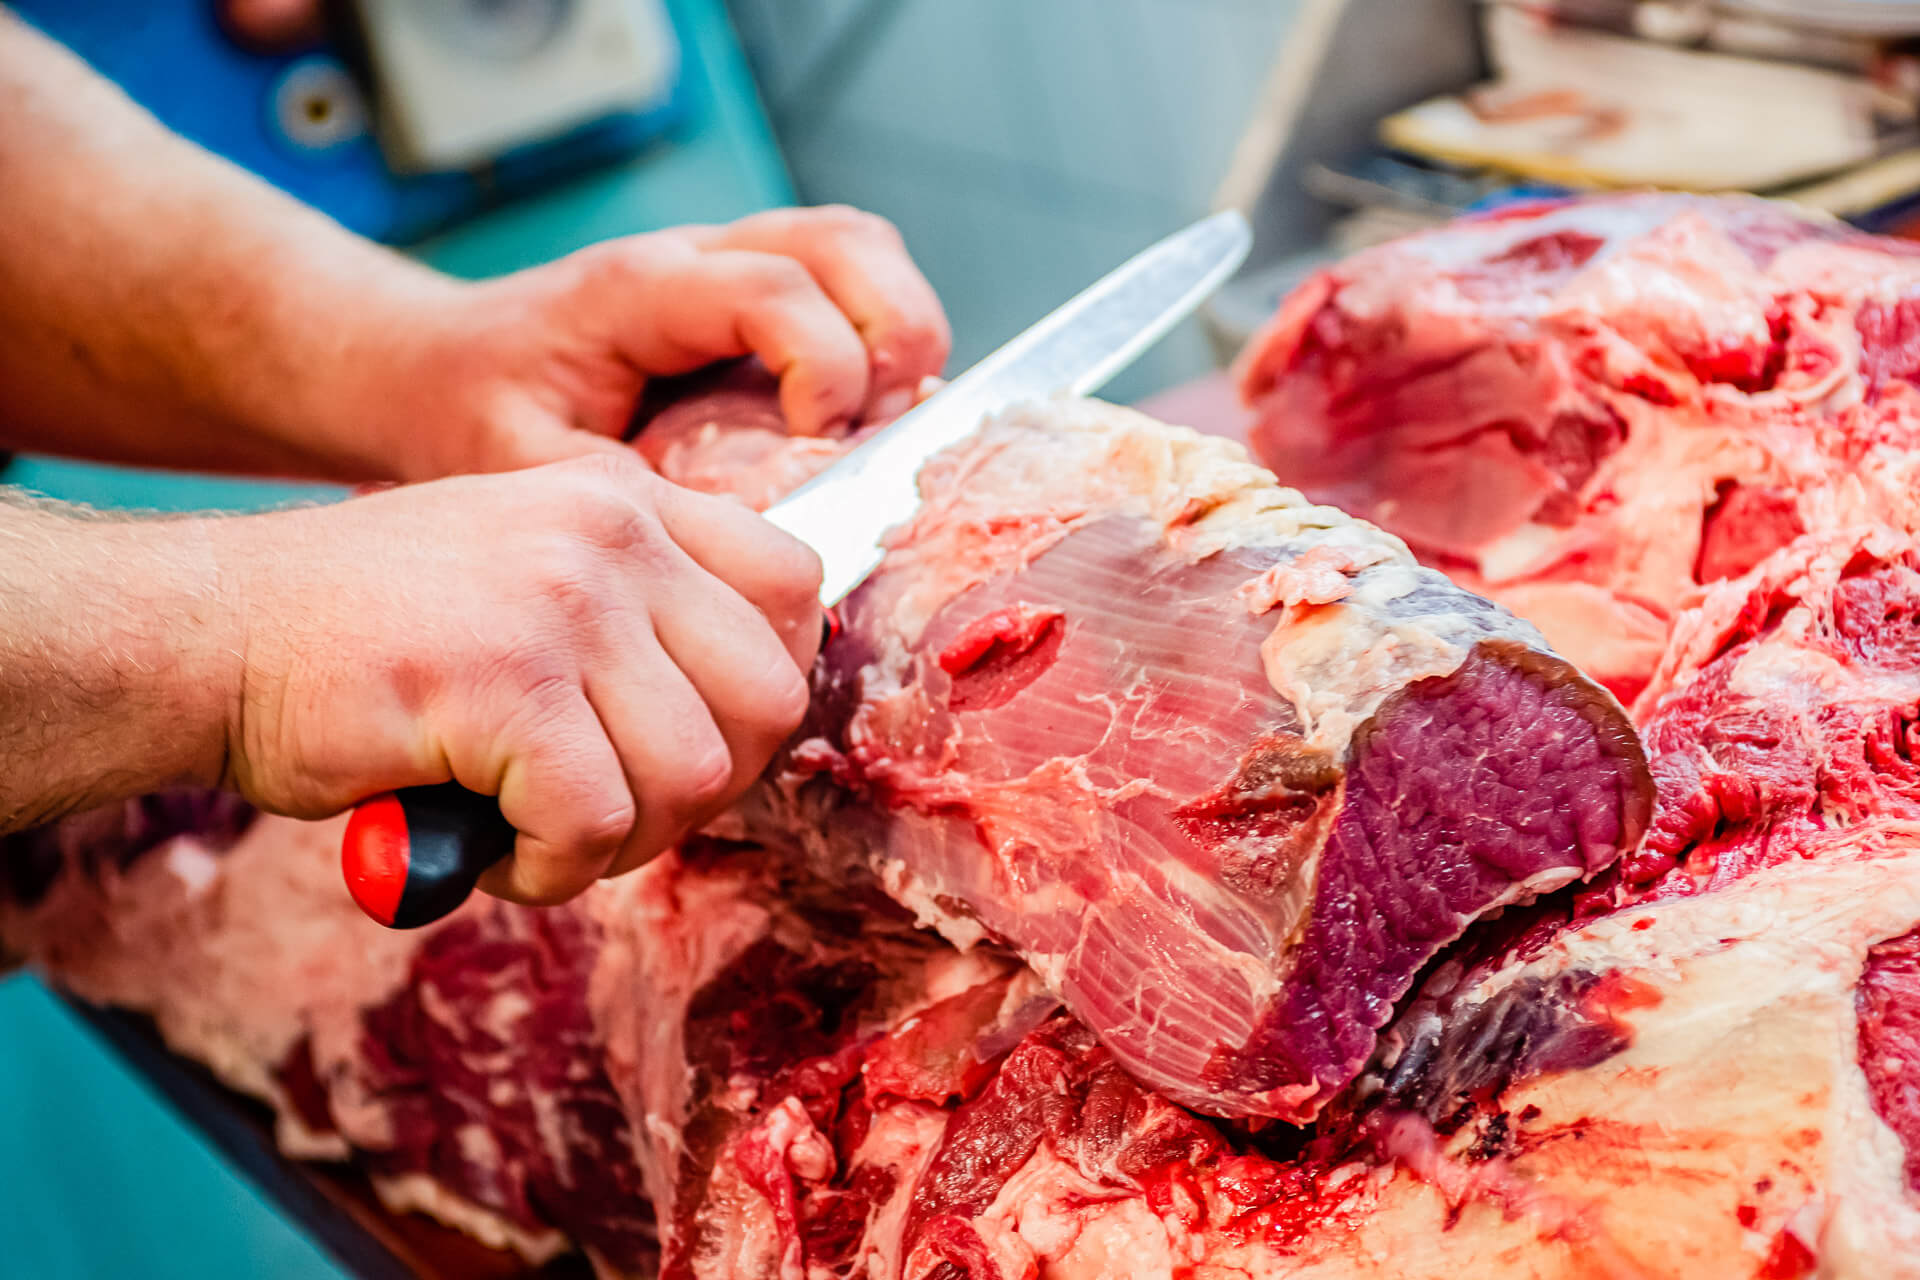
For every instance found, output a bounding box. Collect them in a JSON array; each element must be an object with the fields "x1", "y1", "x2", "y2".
[
  {"x1": 1625, "y1": 526, "x2": 1920, "y2": 900},
  {"x1": 8, "y1": 192, "x2": 1920, "y2": 1278},
  {"x1": 727, "y1": 394, "x2": 1649, "y2": 1121},
  {"x1": 600, "y1": 525, "x2": 1920, "y2": 1280},
  {"x1": 1236, "y1": 193, "x2": 1920, "y2": 701},
  {"x1": 0, "y1": 810, "x2": 658, "y2": 1276},
  {"x1": 599, "y1": 825, "x2": 1920, "y2": 1280}
]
